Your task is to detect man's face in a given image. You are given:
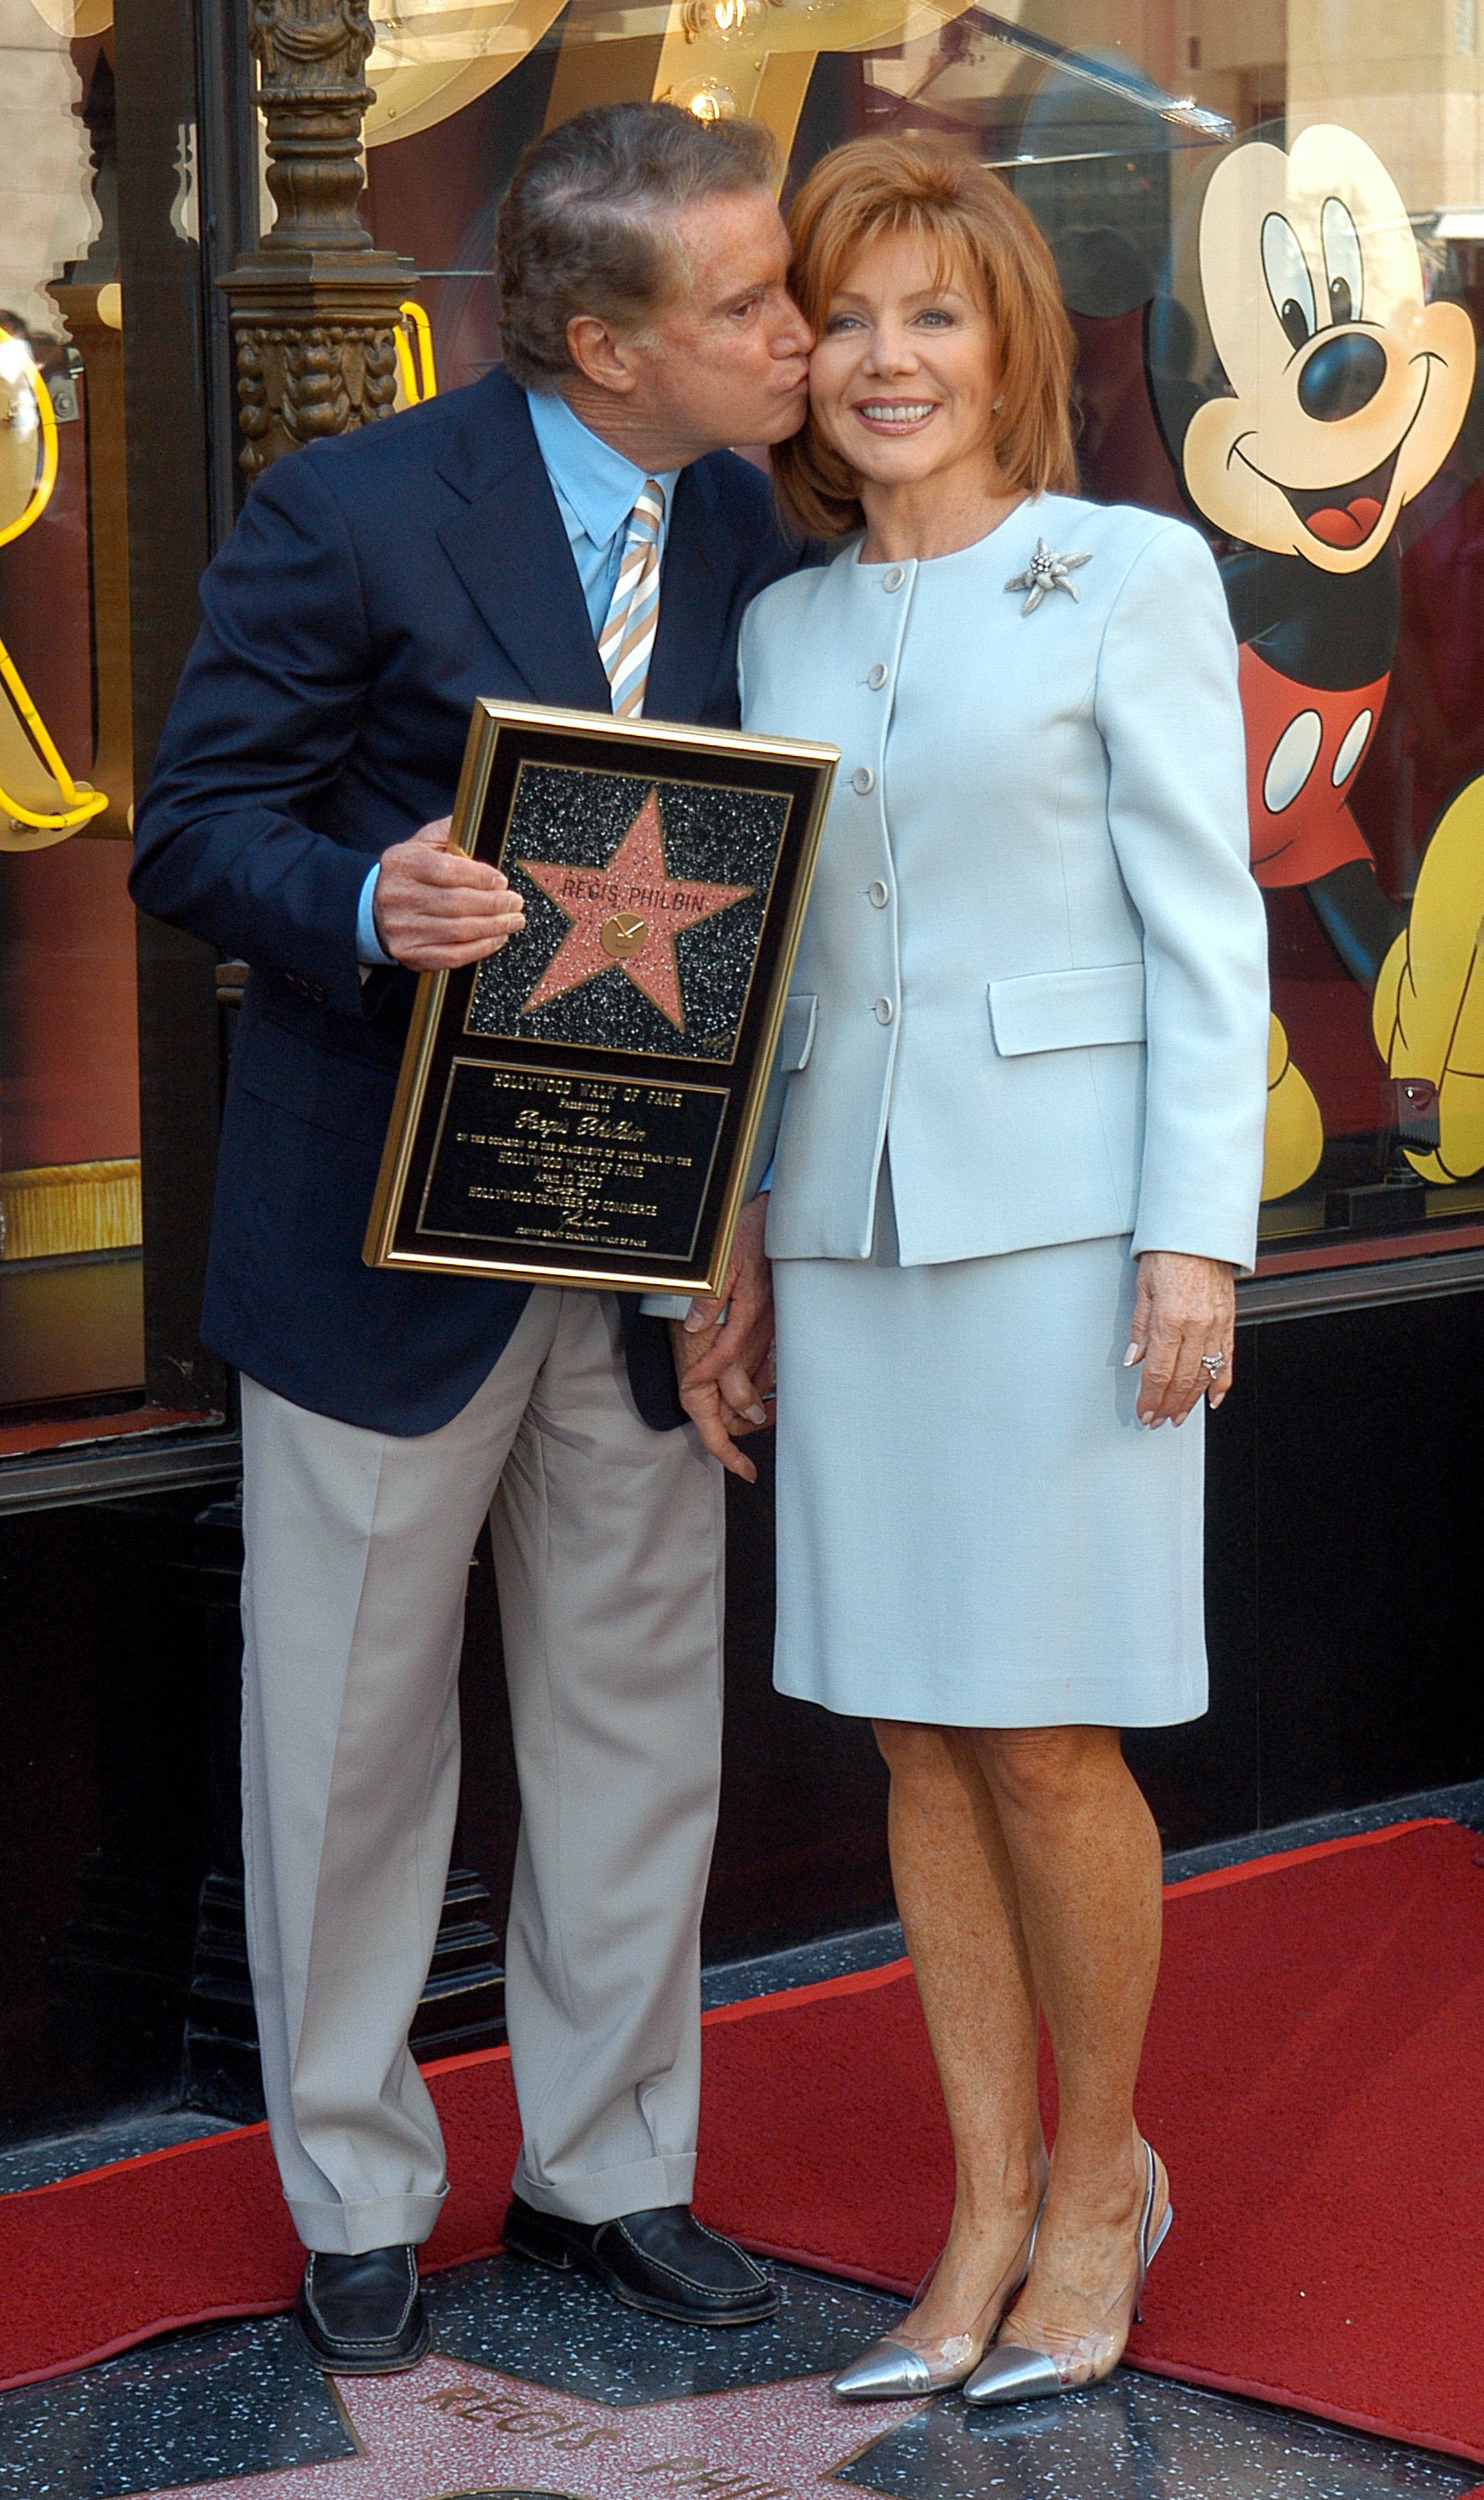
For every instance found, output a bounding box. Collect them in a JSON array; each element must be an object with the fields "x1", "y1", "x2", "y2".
[{"x1": 627, "y1": 187, "x2": 812, "y2": 459}]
